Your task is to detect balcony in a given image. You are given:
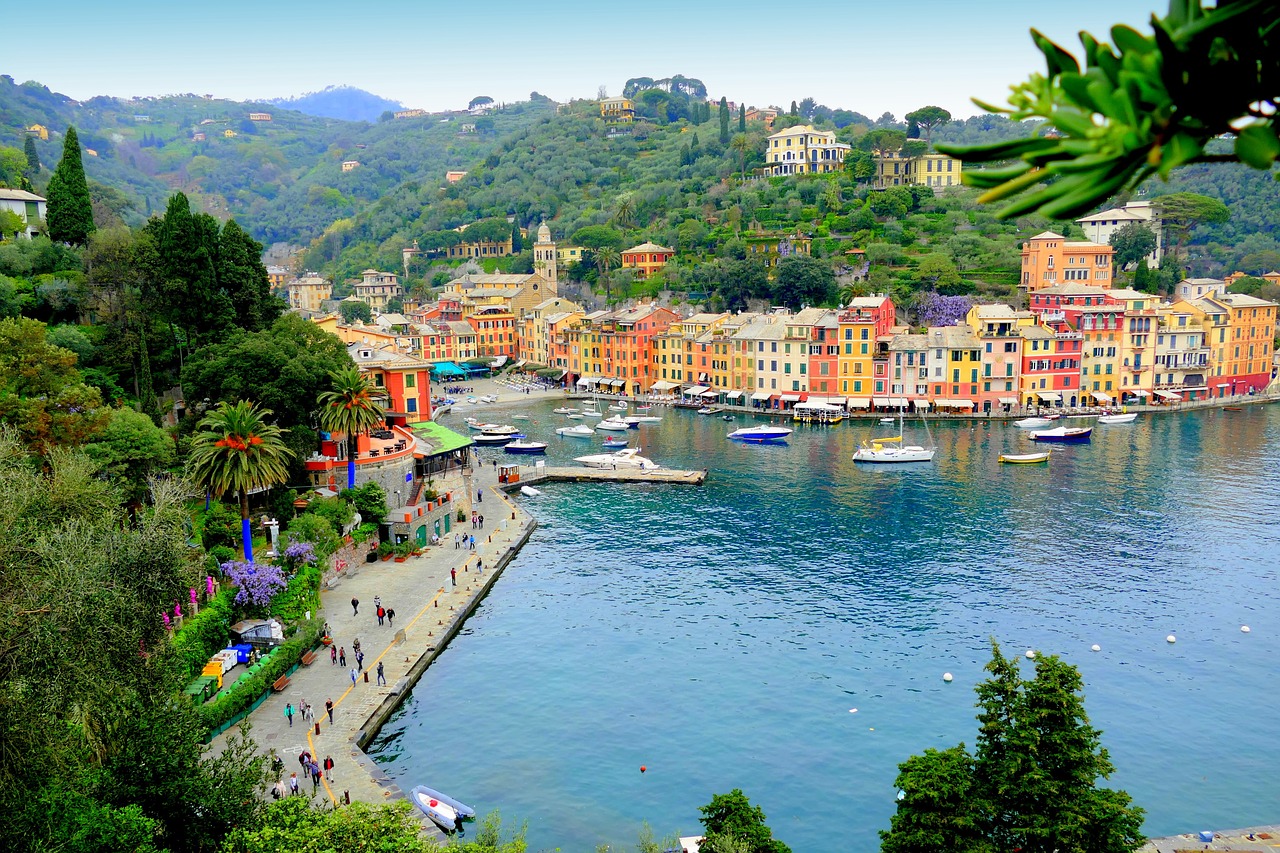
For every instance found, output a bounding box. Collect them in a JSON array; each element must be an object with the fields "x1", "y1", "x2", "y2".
[{"x1": 1055, "y1": 331, "x2": 1083, "y2": 340}]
